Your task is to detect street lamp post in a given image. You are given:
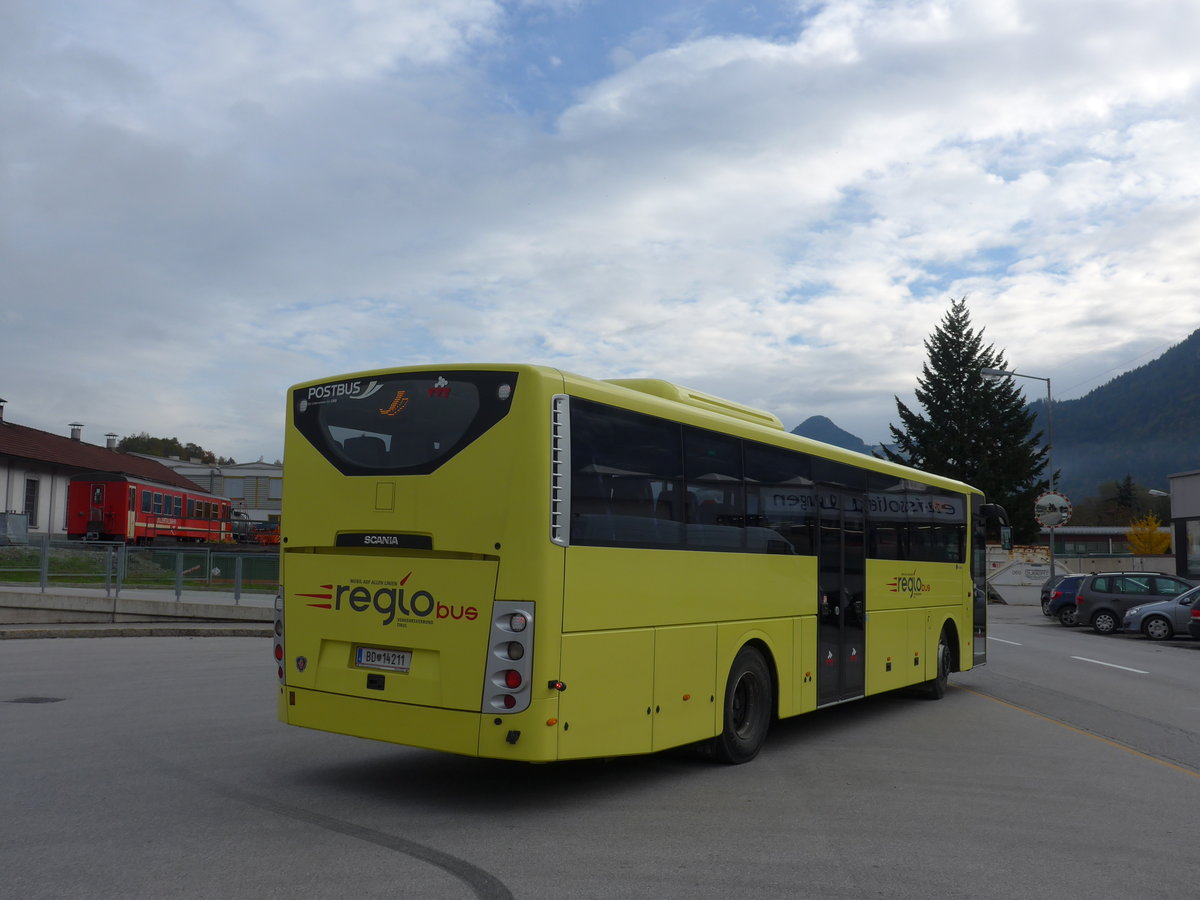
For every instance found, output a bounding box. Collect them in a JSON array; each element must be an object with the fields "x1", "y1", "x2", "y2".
[{"x1": 981, "y1": 367, "x2": 1056, "y2": 574}]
